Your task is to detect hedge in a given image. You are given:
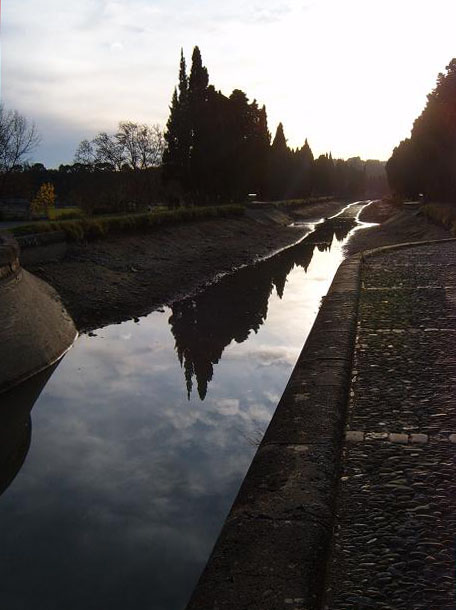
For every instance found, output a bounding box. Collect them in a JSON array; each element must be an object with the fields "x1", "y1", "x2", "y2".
[
  {"x1": 271, "y1": 196, "x2": 335, "y2": 208},
  {"x1": 10, "y1": 204, "x2": 245, "y2": 242}
]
